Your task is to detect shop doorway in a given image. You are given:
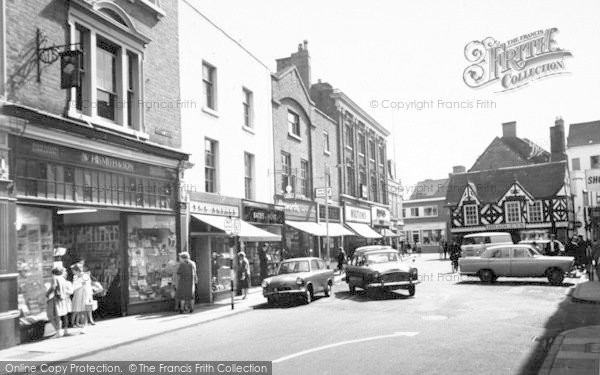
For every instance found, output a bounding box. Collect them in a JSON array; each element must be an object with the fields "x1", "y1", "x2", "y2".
[{"x1": 54, "y1": 209, "x2": 123, "y2": 318}]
